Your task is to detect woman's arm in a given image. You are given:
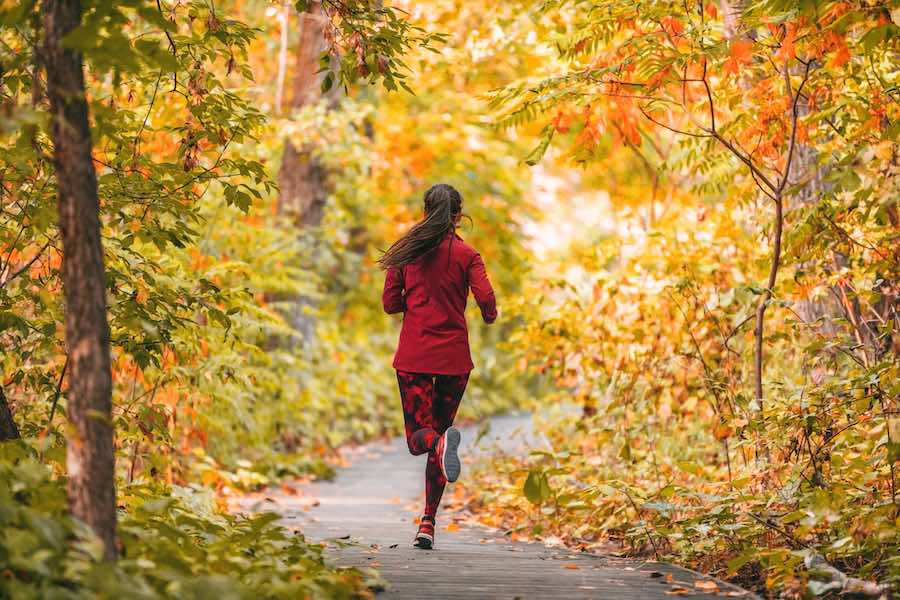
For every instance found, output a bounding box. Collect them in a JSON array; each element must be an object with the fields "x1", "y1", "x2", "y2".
[
  {"x1": 468, "y1": 253, "x2": 497, "y2": 324},
  {"x1": 382, "y1": 267, "x2": 406, "y2": 314}
]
